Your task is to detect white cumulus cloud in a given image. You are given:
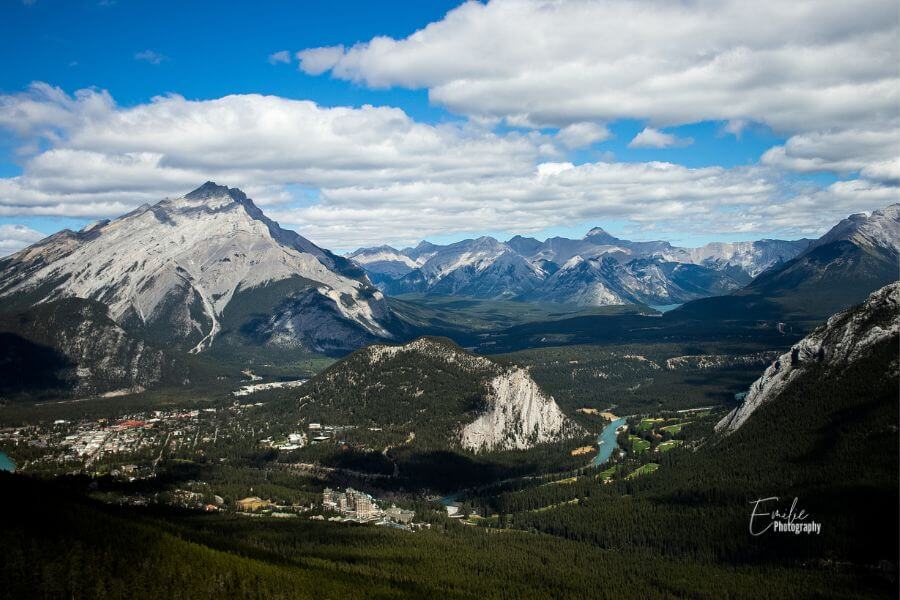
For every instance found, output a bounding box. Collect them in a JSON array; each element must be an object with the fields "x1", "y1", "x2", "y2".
[
  {"x1": 297, "y1": 45, "x2": 346, "y2": 75},
  {"x1": 268, "y1": 50, "x2": 292, "y2": 65},
  {"x1": 134, "y1": 50, "x2": 167, "y2": 65},
  {"x1": 0, "y1": 83, "x2": 894, "y2": 250},
  {"x1": 629, "y1": 128, "x2": 693, "y2": 149},
  {"x1": 556, "y1": 122, "x2": 611, "y2": 149},
  {"x1": 293, "y1": 0, "x2": 899, "y2": 184},
  {"x1": 297, "y1": 0, "x2": 899, "y2": 132},
  {"x1": 762, "y1": 125, "x2": 900, "y2": 183},
  {"x1": 0, "y1": 224, "x2": 45, "y2": 256}
]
